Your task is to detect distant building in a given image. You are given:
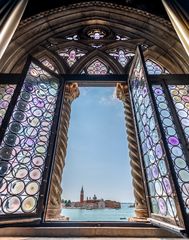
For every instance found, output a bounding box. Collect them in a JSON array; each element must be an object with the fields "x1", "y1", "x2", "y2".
[
  {"x1": 70, "y1": 186, "x2": 120, "y2": 210},
  {"x1": 80, "y1": 186, "x2": 84, "y2": 203}
]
